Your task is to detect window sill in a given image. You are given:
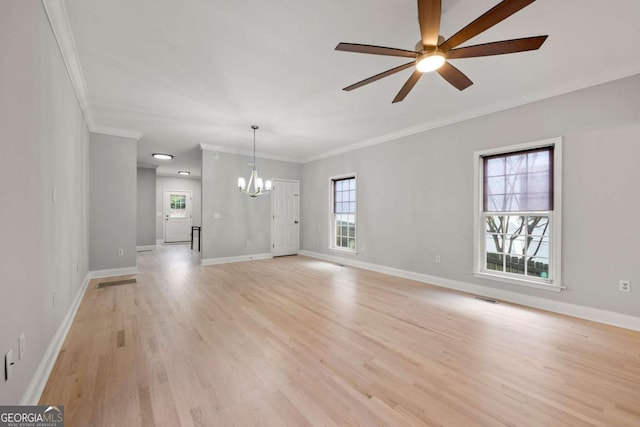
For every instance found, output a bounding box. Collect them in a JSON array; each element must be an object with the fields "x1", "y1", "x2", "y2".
[
  {"x1": 473, "y1": 272, "x2": 564, "y2": 292},
  {"x1": 328, "y1": 247, "x2": 358, "y2": 256}
]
